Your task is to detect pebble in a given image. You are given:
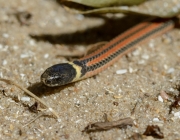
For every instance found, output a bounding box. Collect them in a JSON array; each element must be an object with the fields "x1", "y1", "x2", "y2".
[
  {"x1": 158, "y1": 95, "x2": 164, "y2": 102},
  {"x1": 141, "y1": 54, "x2": 149, "y2": 60},
  {"x1": 2, "y1": 33, "x2": 9, "y2": 38},
  {"x1": 116, "y1": 69, "x2": 127, "y2": 74},
  {"x1": 167, "y1": 68, "x2": 175, "y2": 73},
  {"x1": 174, "y1": 111, "x2": 180, "y2": 118},
  {"x1": 44, "y1": 53, "x2": 49, "y2": 58},
  {"x1": 2, "y1": 60, "x2": 7, "y2": 65},
  {"x1": 21, "y1": 97, "x2": 30, "y2": 102},
  {"x1": 160, "y1": 90, "x2": 169, "y2": 100},
  {"x1": 153, "y1": 118, "x2": 160, "y2": 122}
]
